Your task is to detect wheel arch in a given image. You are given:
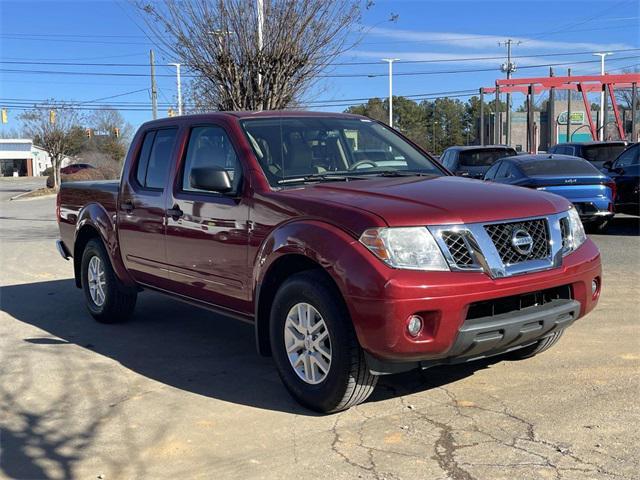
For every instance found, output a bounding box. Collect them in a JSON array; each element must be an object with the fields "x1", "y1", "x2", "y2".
[
  {"x1": 252, "y1": 220, "x2": 365, "y2": 357},
  {"x1": 73, "y1": 203, "x2": 135, "y2": 289}
]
